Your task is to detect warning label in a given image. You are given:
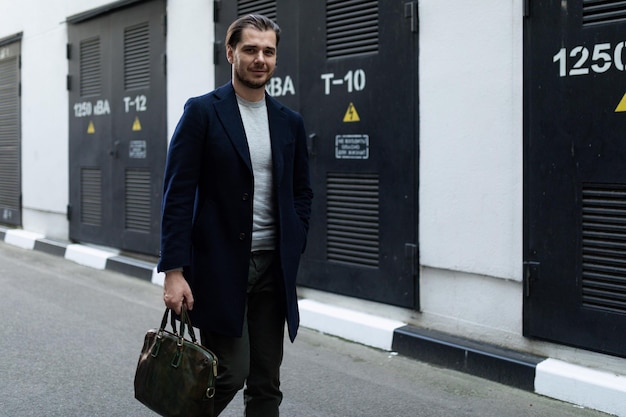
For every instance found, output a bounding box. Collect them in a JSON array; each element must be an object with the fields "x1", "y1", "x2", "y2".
[
  {"x1": 335, "y1": 134, "x2": 369, "y2": 159},
  {"x1": 616, "y1": 93, "x2": 626, "y2": 112},
  {"x1": 343, "y1": 102, "x2": 361, "y2": 122},
  {"x1": 132, "y1": 116, "x2": 142, "y2": 131}
]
